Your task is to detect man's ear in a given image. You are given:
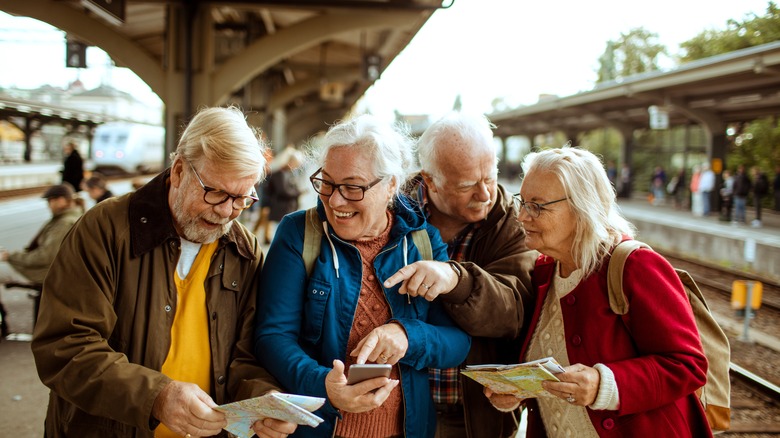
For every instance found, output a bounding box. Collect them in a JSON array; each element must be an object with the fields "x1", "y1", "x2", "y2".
[
  {"x1": 421, "y1": 171, "x2": 437, "y2": 193},
  {"x1": 170, "y1": 158, "x2": 185, "y2": 188}
]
